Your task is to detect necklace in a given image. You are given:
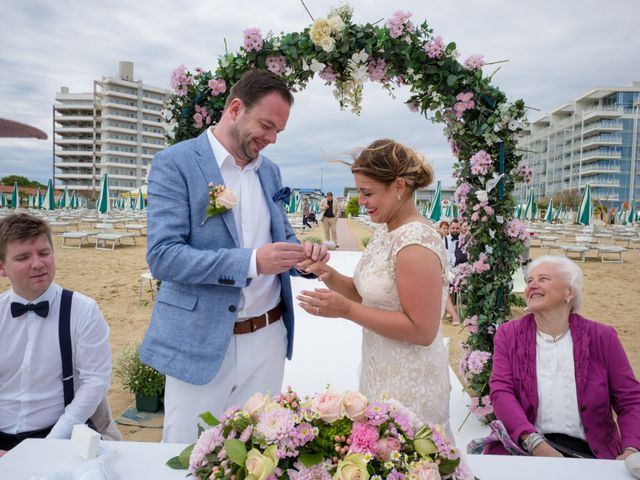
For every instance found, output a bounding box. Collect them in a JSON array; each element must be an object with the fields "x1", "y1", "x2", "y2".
[{"x1": 536, "y1": 324, "x2": 570, "y2": 344}]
